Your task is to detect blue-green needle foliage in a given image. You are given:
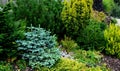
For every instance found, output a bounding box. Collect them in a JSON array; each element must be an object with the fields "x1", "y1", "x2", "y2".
[{"x1": 16, "y1": 26, "x2": 61, "y2": 68}]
